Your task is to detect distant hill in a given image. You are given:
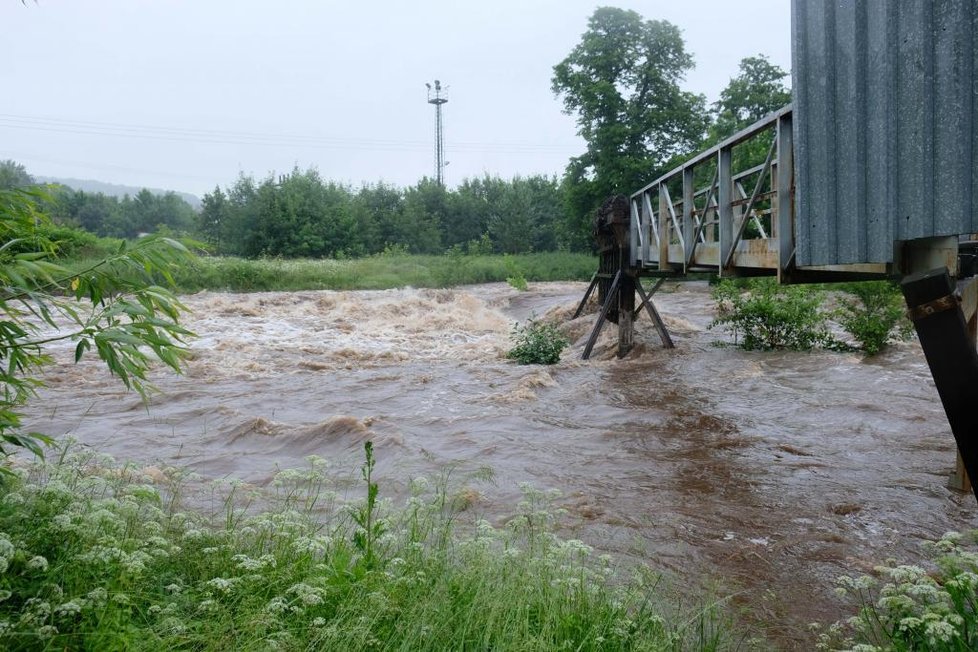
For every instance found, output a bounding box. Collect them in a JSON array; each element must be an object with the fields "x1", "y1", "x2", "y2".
[{"x1": 35, "y1": 176, "x2": 201, "y2": 210}]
